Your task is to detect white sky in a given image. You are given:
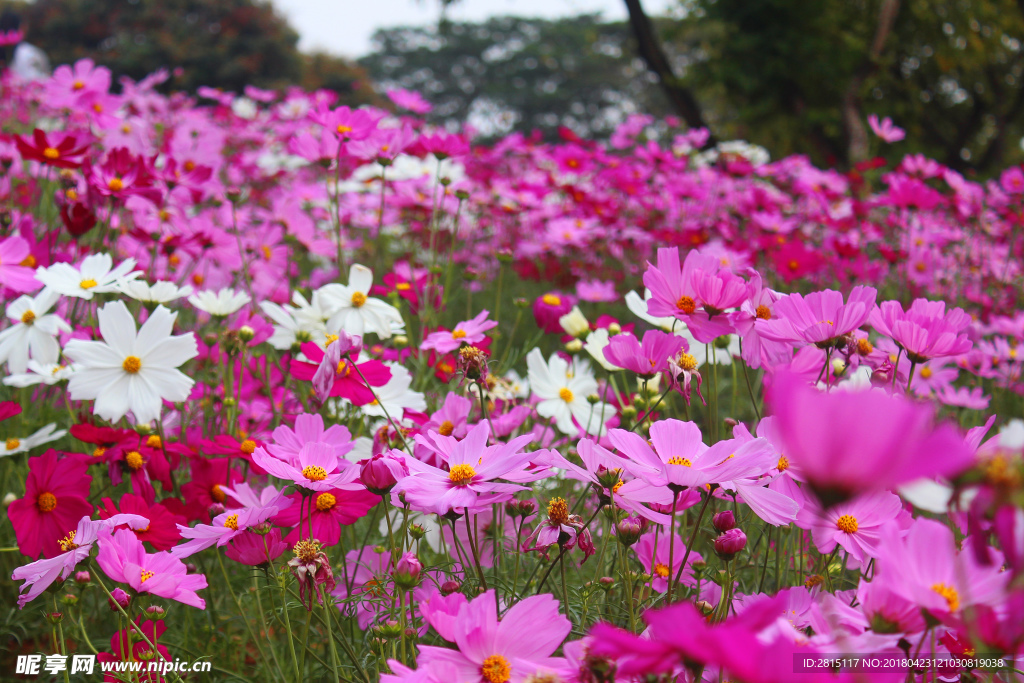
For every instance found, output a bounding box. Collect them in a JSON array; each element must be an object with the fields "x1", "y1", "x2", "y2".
[{"x1": 273, "y1": 0, "x2": 677, "y2": 59}]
